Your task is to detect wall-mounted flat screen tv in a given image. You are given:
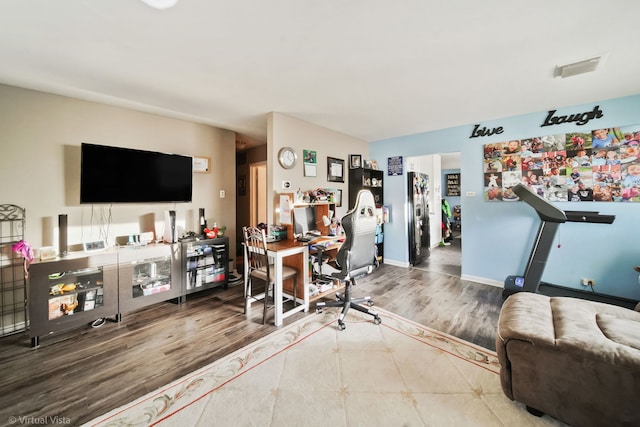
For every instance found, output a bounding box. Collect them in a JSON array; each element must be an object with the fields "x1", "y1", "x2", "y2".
[{"x1": 80, "y1": 143, "x2": 193, "y2": 204}]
